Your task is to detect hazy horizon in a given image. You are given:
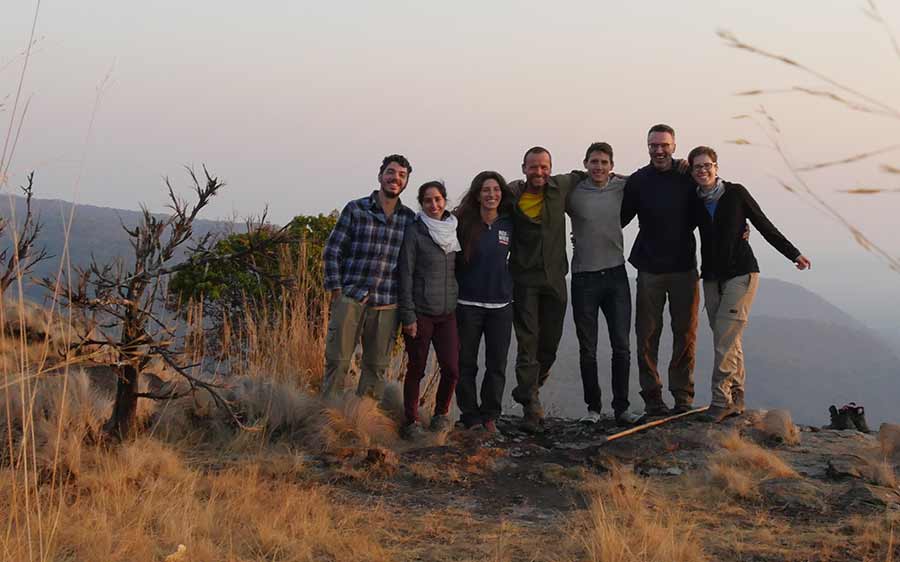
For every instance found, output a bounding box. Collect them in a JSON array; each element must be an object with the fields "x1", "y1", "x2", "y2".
[{"x1": 2, "y1": 1, "x2": 898, "y2": 345}]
